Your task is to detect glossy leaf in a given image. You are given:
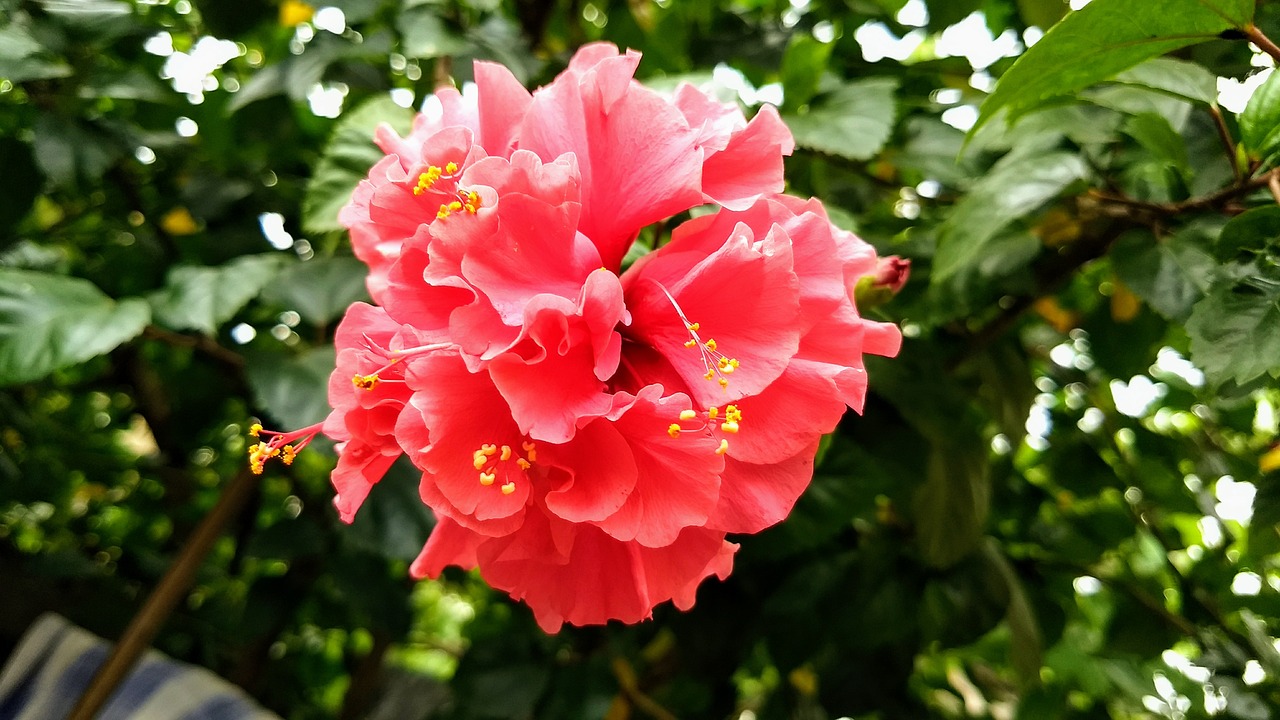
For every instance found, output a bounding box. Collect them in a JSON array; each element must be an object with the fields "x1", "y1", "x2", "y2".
[
  {"x1": 783, "y1": 78, "x2": 897, "y2": 161},
  {"x1": 260, "y1": 257, "x2": 371, "y2": 326},
  {"x1": 1187, "y1": 264, "x2": 1280, "y2": 386},
  {"x1": 0, "y1": 269, "x2": 150, "y2": 385},
  {"x1": 1240, "y1": 69, "x2": 1280, "y2": 165},
  {"x1": 149, "y1": 255, "x2": 285, "y2": 335},
  {"x1": 302, "y1": 95, "x2": 416, "y2": 235},
  {"x1": 973, "y1": 0, "x2": 1253, "y2": 133}
]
